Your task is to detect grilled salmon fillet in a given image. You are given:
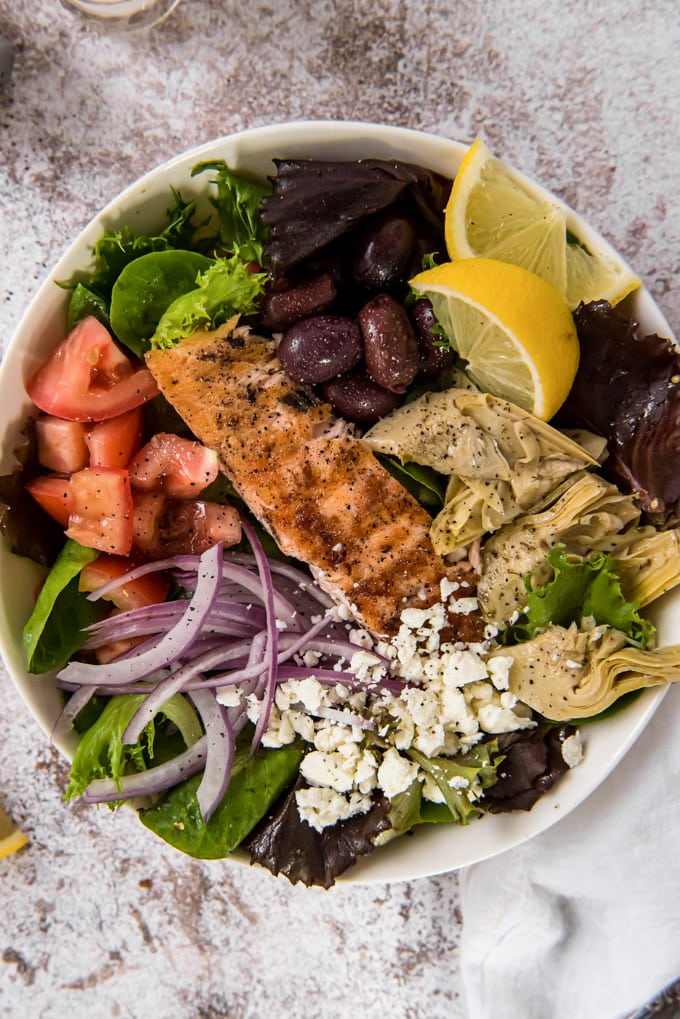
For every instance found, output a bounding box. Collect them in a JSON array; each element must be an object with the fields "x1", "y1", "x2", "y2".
[{"x1": 146, "y1": 320, "x2": 482, "y2": 639}]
